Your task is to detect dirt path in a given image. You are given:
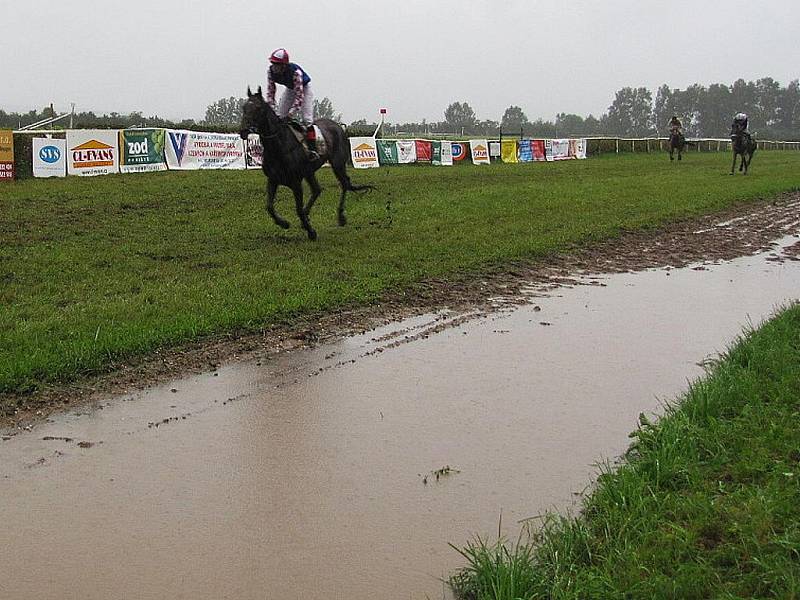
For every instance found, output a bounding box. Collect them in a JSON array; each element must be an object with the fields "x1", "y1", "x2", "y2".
[{"x1": 3, "y1": 192, "x2": 799, "y2": 430}]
